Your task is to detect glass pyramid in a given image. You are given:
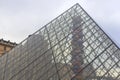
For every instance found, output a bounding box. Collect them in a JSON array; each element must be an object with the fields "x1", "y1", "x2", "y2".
[{"x1": 0, "y1": 3, "x2": 120, "y2": 80}]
